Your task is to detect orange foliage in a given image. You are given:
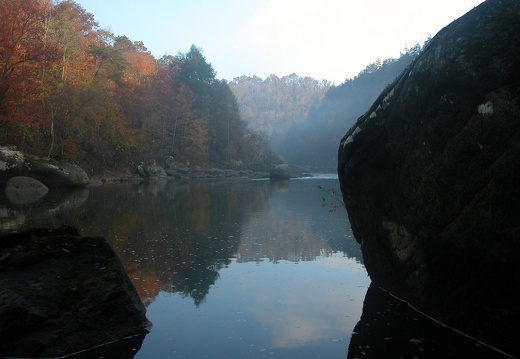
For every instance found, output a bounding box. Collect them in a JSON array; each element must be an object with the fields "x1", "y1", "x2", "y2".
[
  {"x1": 1, "y1": 0, "x2": 274, "y2": 171},
  {"x1": 0, "y1": 0, "x2": 61, "y2": 129}
]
